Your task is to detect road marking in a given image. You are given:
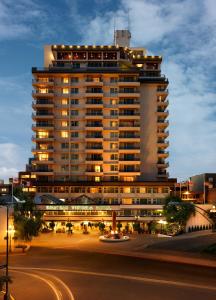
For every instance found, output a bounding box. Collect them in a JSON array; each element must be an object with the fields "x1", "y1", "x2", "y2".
[
  {"x1": 11, "y1": 269, "x2": 75, "y2": 300},
  {"x1": 11, "y1": 266, "x2": 216, "y2": 292},
  {"x1": 11, "y1": 270, "x2": 62, "y2": 300}
]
